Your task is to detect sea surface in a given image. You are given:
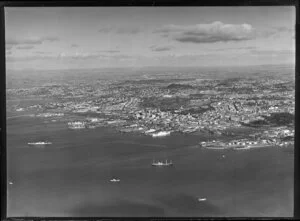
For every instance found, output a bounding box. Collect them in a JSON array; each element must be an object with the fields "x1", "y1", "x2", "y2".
[{"x1": 7, "y1": 114, "x2": 294, "y2": 217}]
